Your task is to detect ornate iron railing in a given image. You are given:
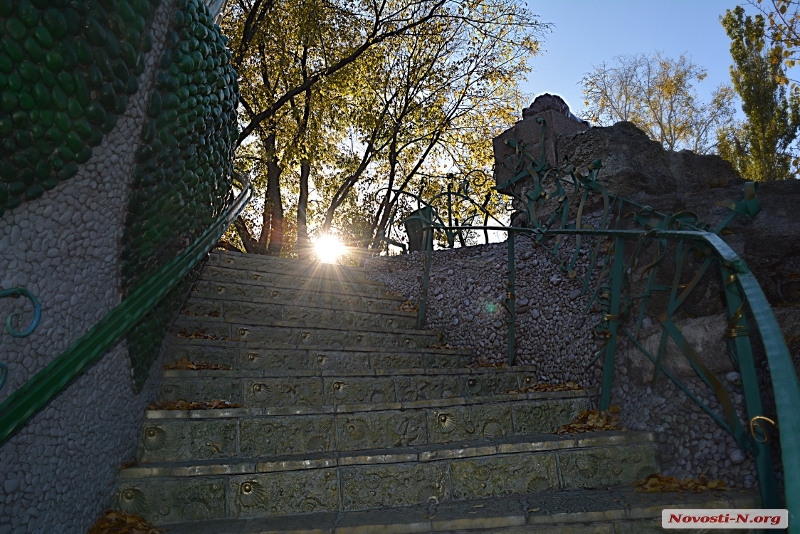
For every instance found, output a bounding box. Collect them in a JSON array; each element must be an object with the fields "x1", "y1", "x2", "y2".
[
  {"x1": 381, "y1": 121, "x2": 799, "y2": 528},
  {"x1": 0, "y1": 288, "x2": 41, "y2": 392},
  {"x1": 0, "y1": 177, "x2": 253, "y2": 445}
]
